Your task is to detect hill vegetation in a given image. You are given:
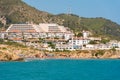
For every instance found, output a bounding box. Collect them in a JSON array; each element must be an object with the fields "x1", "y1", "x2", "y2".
[
  {"x1": 58, "y1": 14, "x2": 120, "y2": 39},
  {"x1": 0, "y1": 0, "x2": 120, "y2": 39},
  {"x1": 0, "y1": 0, "x2": 63, "y2": 25}
]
